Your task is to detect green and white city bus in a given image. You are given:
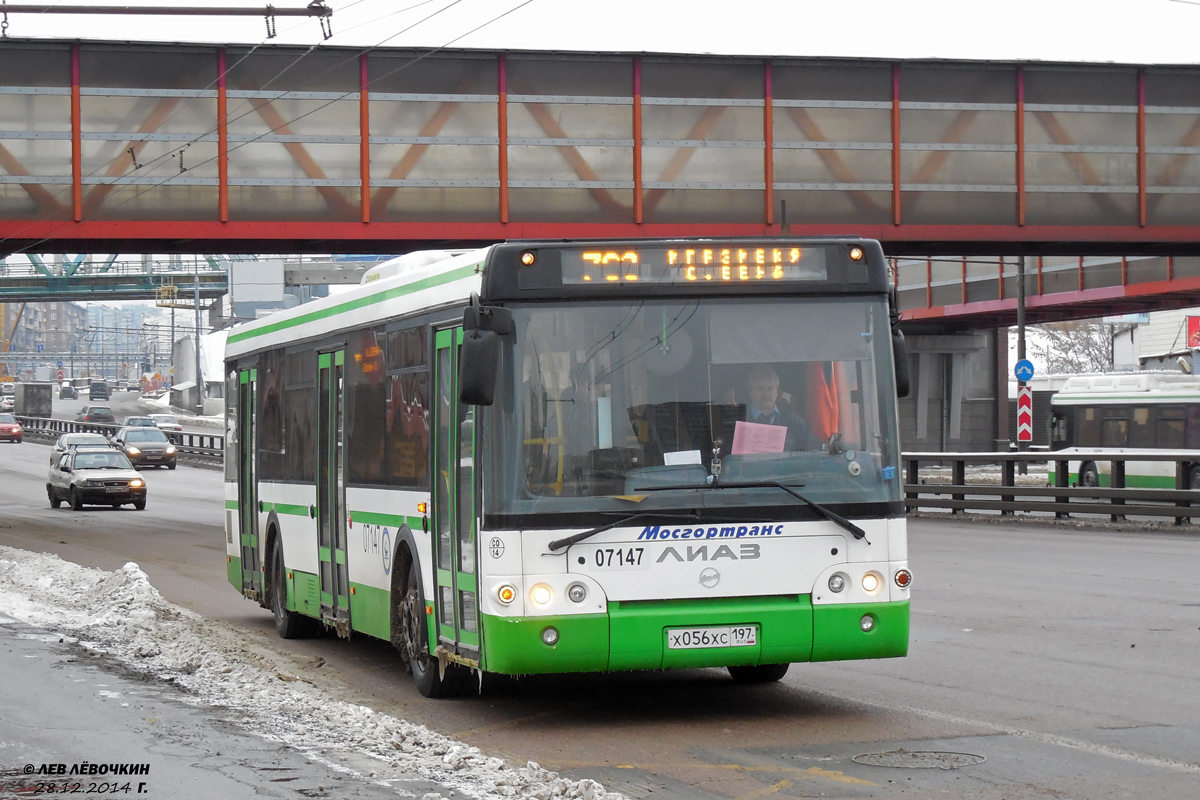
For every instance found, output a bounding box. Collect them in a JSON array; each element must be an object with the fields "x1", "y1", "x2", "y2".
[
  {"x1": 1050, "y1": 372, "x2": 1200, "y2": 488},
  {"x1": 224, "y1": 238, "x2": 913, "y2": 697}
]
